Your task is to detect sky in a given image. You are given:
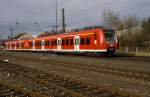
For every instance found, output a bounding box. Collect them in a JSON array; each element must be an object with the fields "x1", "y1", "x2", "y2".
[{"x1": 0, "y1": 0, "x2": 150, "y2": 39}]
